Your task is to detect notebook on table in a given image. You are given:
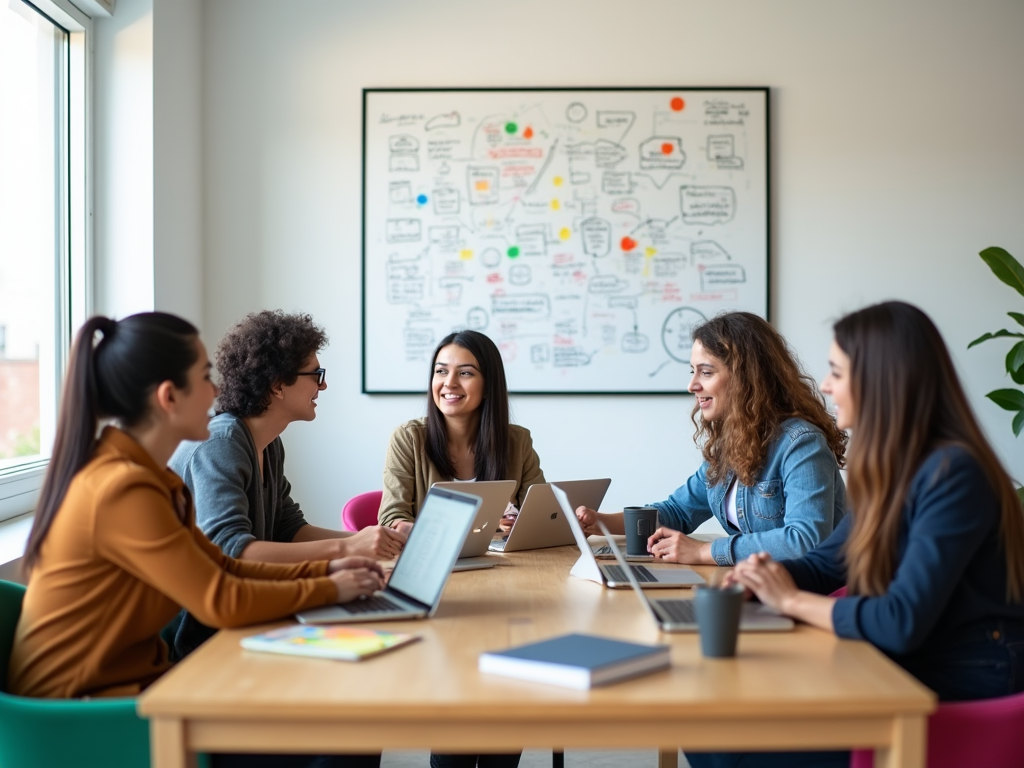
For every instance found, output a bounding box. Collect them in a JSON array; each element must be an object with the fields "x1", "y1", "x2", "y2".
[
  {"x1": 551, "y1": 484, "x2": 705, "y2": 589},
  {"x1": 295, "y1": 486, "x2": 481, "y2": 624},
  {"x1": 489, "y1": 478, "x2": 611, "y2": 552},
  {"x1": 599, "y1": 522, "x2": 794, "y2": 632},
  {"x1": 432, "y1": 479, "x2": 516, "y2": 569}
]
